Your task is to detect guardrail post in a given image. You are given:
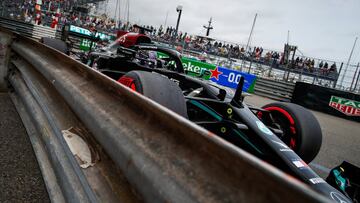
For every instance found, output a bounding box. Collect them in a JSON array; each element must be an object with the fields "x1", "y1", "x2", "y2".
[
  {"x1": 311, "y1": 76, "x2": 315, "y2": 84},
  {"x1": 247, "y1": 56, "x2": 253, "y2": 73},
  {"x1": 312, "y1": 69, "x2": 319, "y2": 85},
  {"x1": 267, "y1": 63, "x2": 273, "y2": 77},
  {"x1": 353, "y1": 66, "x2": 360, "y2": 93},
  {"x1": 285, "y1": 67, "x2": 291, "y2": 81},
  {"x1": 0, "y1": 30, "x2": 13, "y2": 91},
  {"x1": 282, "y1": 63, "x2": 289, "y2": 82},
  {"x1": 299, "y1": 67, "x2": 303, "y2": 82}
]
